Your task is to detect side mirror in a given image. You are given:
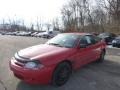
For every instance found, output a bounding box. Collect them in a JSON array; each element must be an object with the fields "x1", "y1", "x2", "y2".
[{"x1": 79, "y1": 44, "x2": 88, "y2": 48}]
